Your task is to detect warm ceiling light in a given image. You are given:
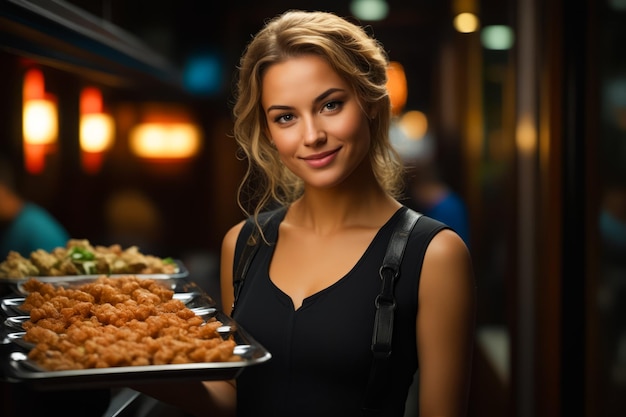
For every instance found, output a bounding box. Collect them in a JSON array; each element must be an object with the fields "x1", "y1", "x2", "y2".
[
  {"x1": 80, "y1": 87, "x2": 114, "y2": 153},
  {"x1": 386, "y1": 61, "x2": 408, "y2": 117},
  {"x1": 129, "y1": 104, "x2": 202, "y2": 160},
  {"x1": 400, "y1": 110, "x2": 428, "y2": 140},
  {"x1": 389, "y1": 110, "x2": 430, "y2": 162},
  {"x1": 22, "y1": 68, "x2": 57, "y2": 174},
  {"x1": 80, "y1": 87, "x2": 115, "y2": 174},
  {"x1": 23, "y1": 68, "x2": 57, "y2": 145},
  {"x1": 80, "y1": 113, "x2": 114, "y2": 152},
  {"x1": 130, "y1": 123, "x2": 201, "y2": 159},
  {"x1": 453, "y1": 12, "x2": 480, "y2": 33},
  {"x1": 23, "y1": 99, "x2": 58, "y2": 145}
]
